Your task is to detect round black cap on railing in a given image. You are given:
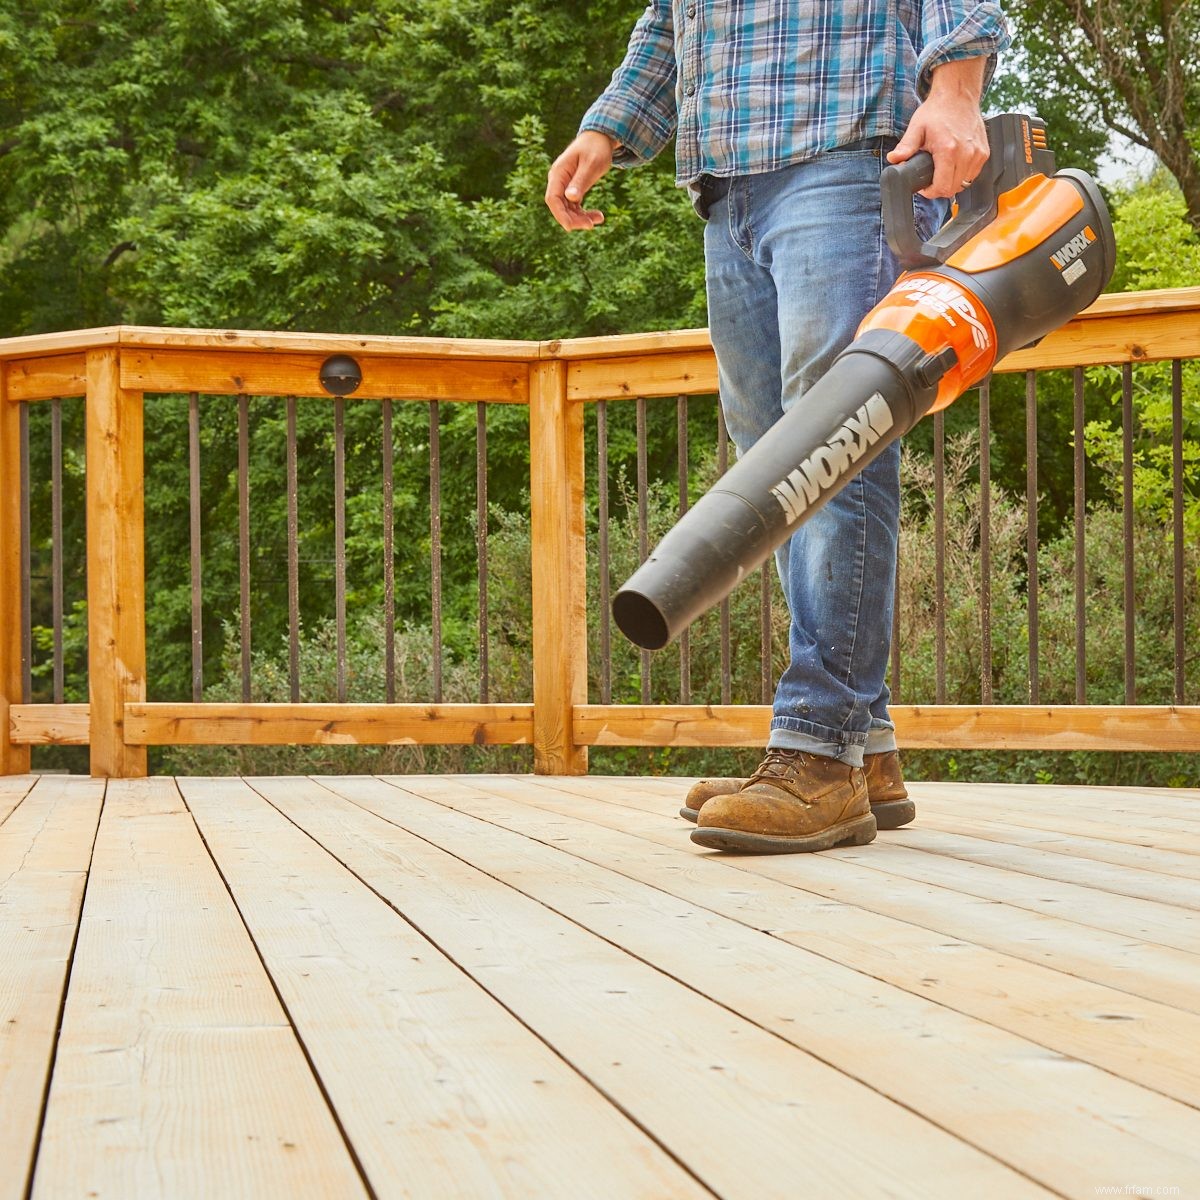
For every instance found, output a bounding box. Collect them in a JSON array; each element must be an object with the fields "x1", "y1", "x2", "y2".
[{"x1": 319, "y1": 355, "x2": 363, "y2": 396}]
